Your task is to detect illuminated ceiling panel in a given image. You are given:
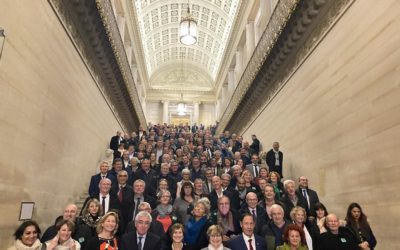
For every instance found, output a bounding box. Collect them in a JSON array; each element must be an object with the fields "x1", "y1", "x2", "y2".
[{"x1": 133, "y1": 0, "x2": 241, "y2": 90}]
